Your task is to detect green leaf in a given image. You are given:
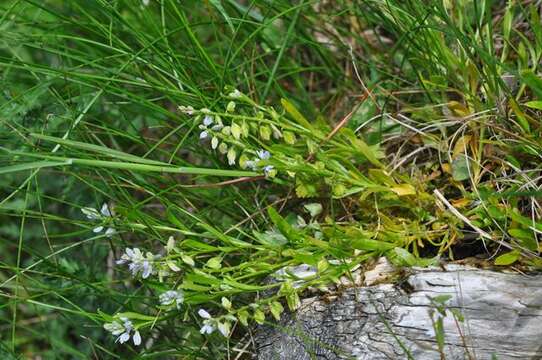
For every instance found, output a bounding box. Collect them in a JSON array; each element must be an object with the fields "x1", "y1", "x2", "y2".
[
  {"x1": 205, "y1": 256, "x2": 222, "y2": 269},
  {"x1": 524, "y1": 101, "x2": 542, "y2": 110},
  {"x1": 494, "y1": 251, "x2": 520, "y2": 266},
  {"x1": 253, "y1": 308, "x2": 265, "y2": 324},
  {"x1": 317, "y1": 258, "x2": 329, "y2": 273},
  {"x1": 181, "y1": 239, "x2": 218, "y2": 251},
  {"x1": 509, "y1": 99, "x2": 531, "y2": 132},
  {"x1": 29, "y1": 133, "x2": 166, "y2": 165},
  {"x1": 390, "y1": 247, "x2": 418, "y2": 266},
  {"x1": 285, "y1": 290, "x2": 300, "y2": 310},
  {"x1": 341, "y1": 129, "x2": 383, "y2": 167},
  {"x1": 435, "y1": 317, "x2": 445, "y2": 351},
  {"x1": 253, "y1": 230, "x2": 288, "y2": 247},
  {"x1": 237, "y1": 309, "x2": 249, "y2": 326},
  {"x1": 180, "y1": 281, "x2": 210, "y2": 292},
  {"x1": 283, "y1": 131, "x2": 296, "y2": 144},
  {"x1": 222, "y1": 277, "x2": 268, "y2": 291},
  {"x1": 181, "y1": 253, "x2": 195, "y2": 266},
  {"x1": 116, "y1": 312, "x2": 156, "y2": 321},
  {"x1": 350, "y1": 137, "x2": 382, "y2": 166},
  {"x1": 208, "y1": 0, "x2": 235, "y2": 32},
  {"x1": 432, "y1": 295, "x2": 452, "y2": 304},
  {"x1": 269, "y1": 301, "x2": 284, "y2": 321},
  {"x1": 521, "y1": 70, "x2": 542, "y2": 99},
  {"x1": 452, "y1": 155, "x2": 470, "y2": 181},
  {"x1": 486, "y1": 205, "x2": 507, "y2": 220},
  {"x1": 259, "y1": 125, "x2": 272, "y2": 141},
  {"x1": 0, "y1": 160, "x2": 72, "y2": 175},
  {"x1": 1, "y1": 148, "x2": 258, "y2": 177},
  {"x1": 351, "y1": 238, "x2": 395, "y2": 251},
  {"x1": 279, "y1": 281, "x2": 300, "y2": 310},
  {"x1": 295, "y1": 179, "x2": 318, "y2": 198},
  {"x1": 508, "y1": 228, "x2": 538, "y2": 251},
  {"x1": 303, "y1": 203, "x2": 323, "y2": 217},
  {"x1": 268, "y1": 207, "x2": 298, "y2": 243},
  {"x1": 185, "y1": 270, "x2": 221, "y2": 285},
  {"x1": 281, "y1": 98, "x2": 313, "y2": 130}
]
